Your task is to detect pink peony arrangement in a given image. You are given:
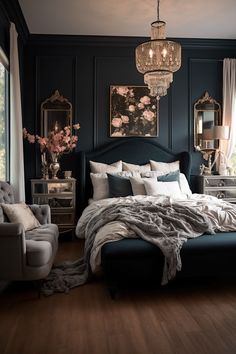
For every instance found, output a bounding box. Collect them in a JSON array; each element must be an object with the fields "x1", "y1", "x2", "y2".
[{"x1": 23, "y1": 123, "x2": 80, "y2": 157}]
